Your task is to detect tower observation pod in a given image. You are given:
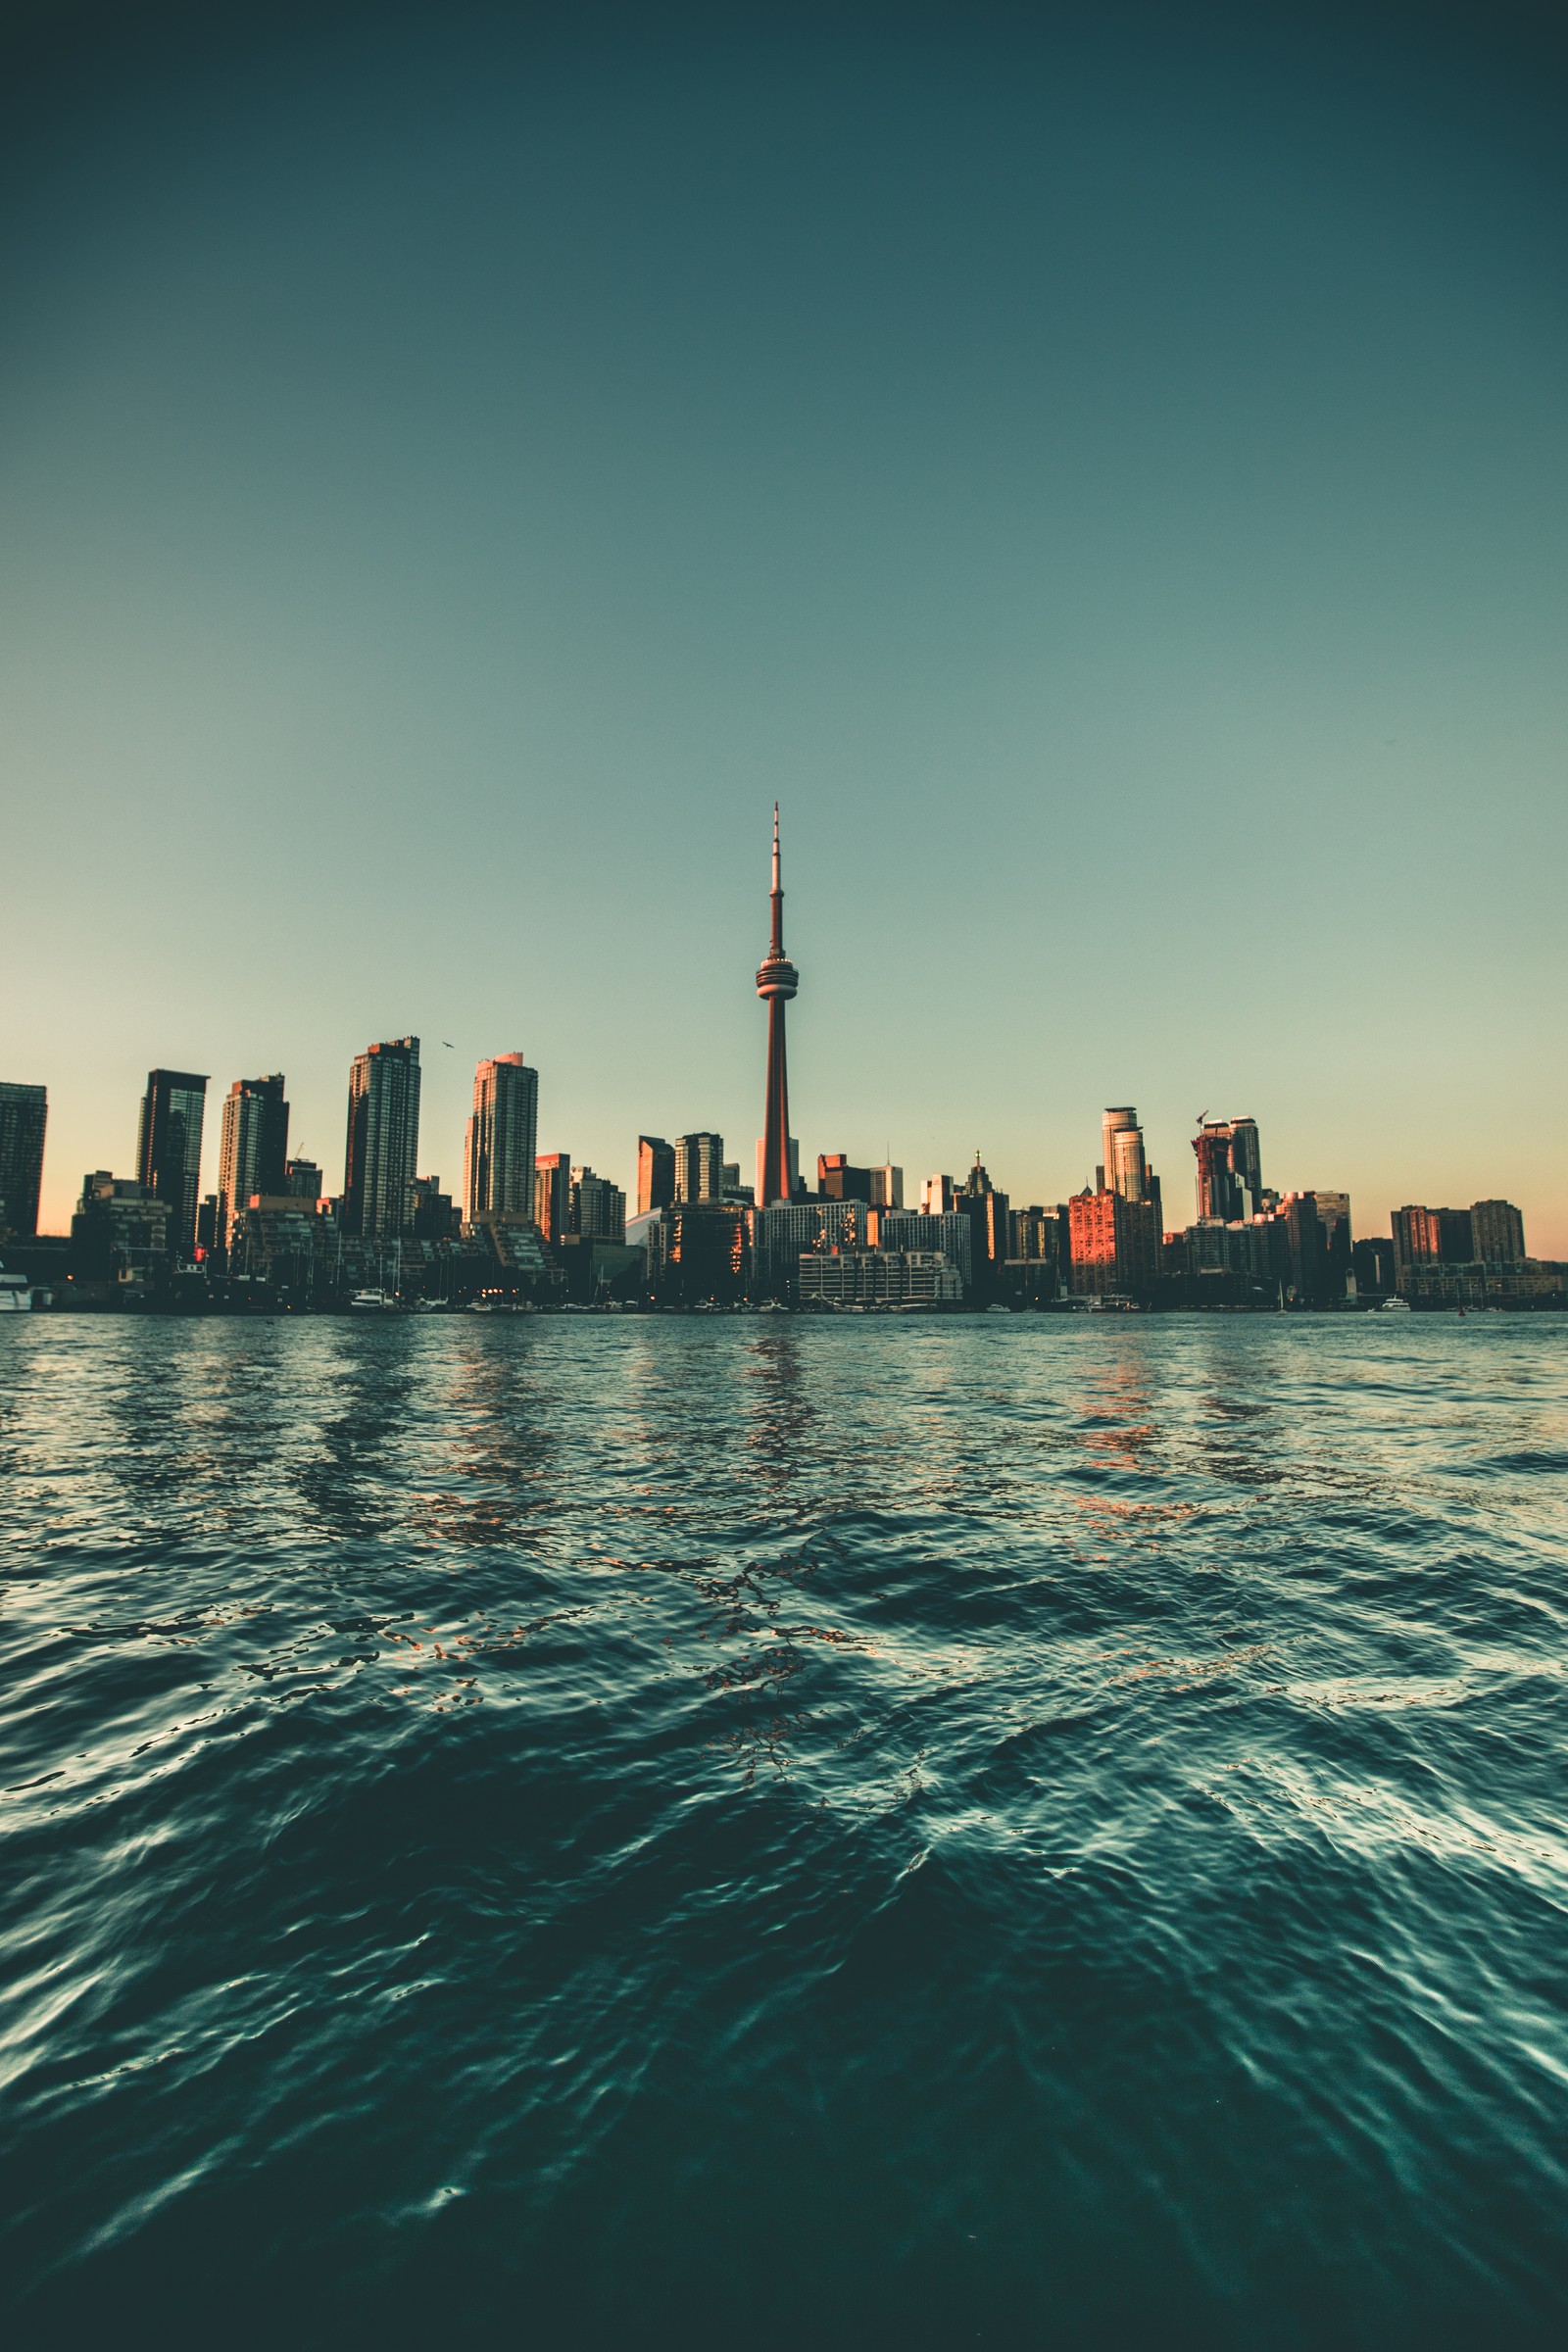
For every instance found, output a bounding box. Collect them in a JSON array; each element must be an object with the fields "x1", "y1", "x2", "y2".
[{"x1": 756, "y1": 805, "x2": 799, "y2": 1207}]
